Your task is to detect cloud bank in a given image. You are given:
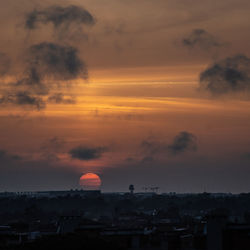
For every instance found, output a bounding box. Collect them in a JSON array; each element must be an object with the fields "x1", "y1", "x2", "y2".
[
  {"x1": 0, "y1": 42, "x2": 87, "y2": 110},
  {"x1": 0, "y1": 3, "x2": 95, "y2": 111}
]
